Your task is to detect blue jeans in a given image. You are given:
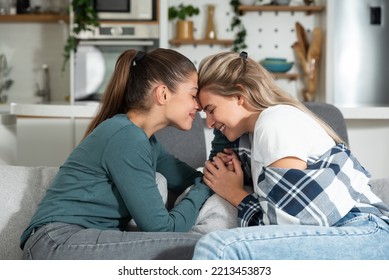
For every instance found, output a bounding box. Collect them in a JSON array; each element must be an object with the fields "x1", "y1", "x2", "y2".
[
  {"x1": 23, "y1": 222, "x2": 203, "y2": 260},
  {"x1": 192, "y1": 213, "x2": 389, "y2": 259}
]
